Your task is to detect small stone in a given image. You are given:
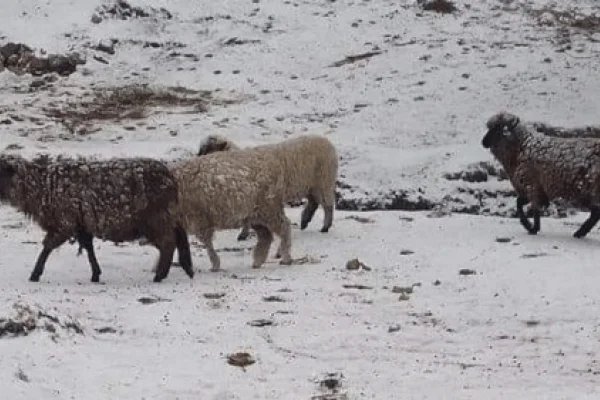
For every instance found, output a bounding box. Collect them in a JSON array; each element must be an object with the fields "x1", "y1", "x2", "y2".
[
  {"x1": 95, "y1": 326, "x2": 117, "y2": 334},
  {"x1": 203, "y1": 292, "x2": 225, "y2": 299},
  {"x1": 262, "y1": 295, "x2": 287, "y2": 302},
  {"x1": 96, "y1": 40, "x2": 115, "y2": 55},
  {"x1": 398, "y1": 293, "x2": 410, "y2": 301},
  {"x1": 459, "y1": 269, "x2": 476, "y2": 276},
  {"x1": 346, "y1": 258, "x2": 361, "y2": 270},
  {"x1": 433, "y1": 279, "x2": 441, "y2": 286},
  {"x1": 392, "y1": 286, "x2": 413, "y2": 294},
  {"x1": 227, "y1": 352, "x2": 255, "y2": 368},
  {"x1": 495, "y1": 237, "x2": 512, "y2": 243},
  {"x1": 400, "y1": 249, "x2": 414, "y2": 255},
  {"x1": 90, "y1": 13, "x2": 102, "y2": 24},
  {"x1": 248, "y1": 319, "x2": 274, "y2": 327},
  {"x1": 388, "y1": 324, "x2": 401, "y2": 333}
]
